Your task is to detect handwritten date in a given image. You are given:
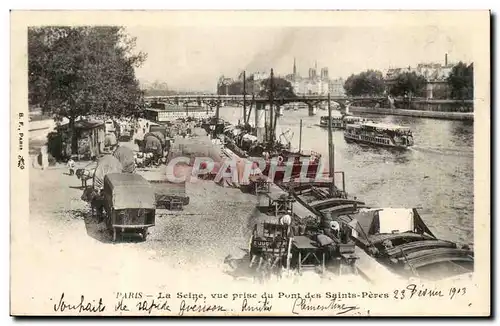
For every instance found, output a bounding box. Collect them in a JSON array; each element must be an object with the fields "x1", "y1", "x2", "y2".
[{"x1": 393, "y1": 284, "x2": 467, "y2": 300}]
